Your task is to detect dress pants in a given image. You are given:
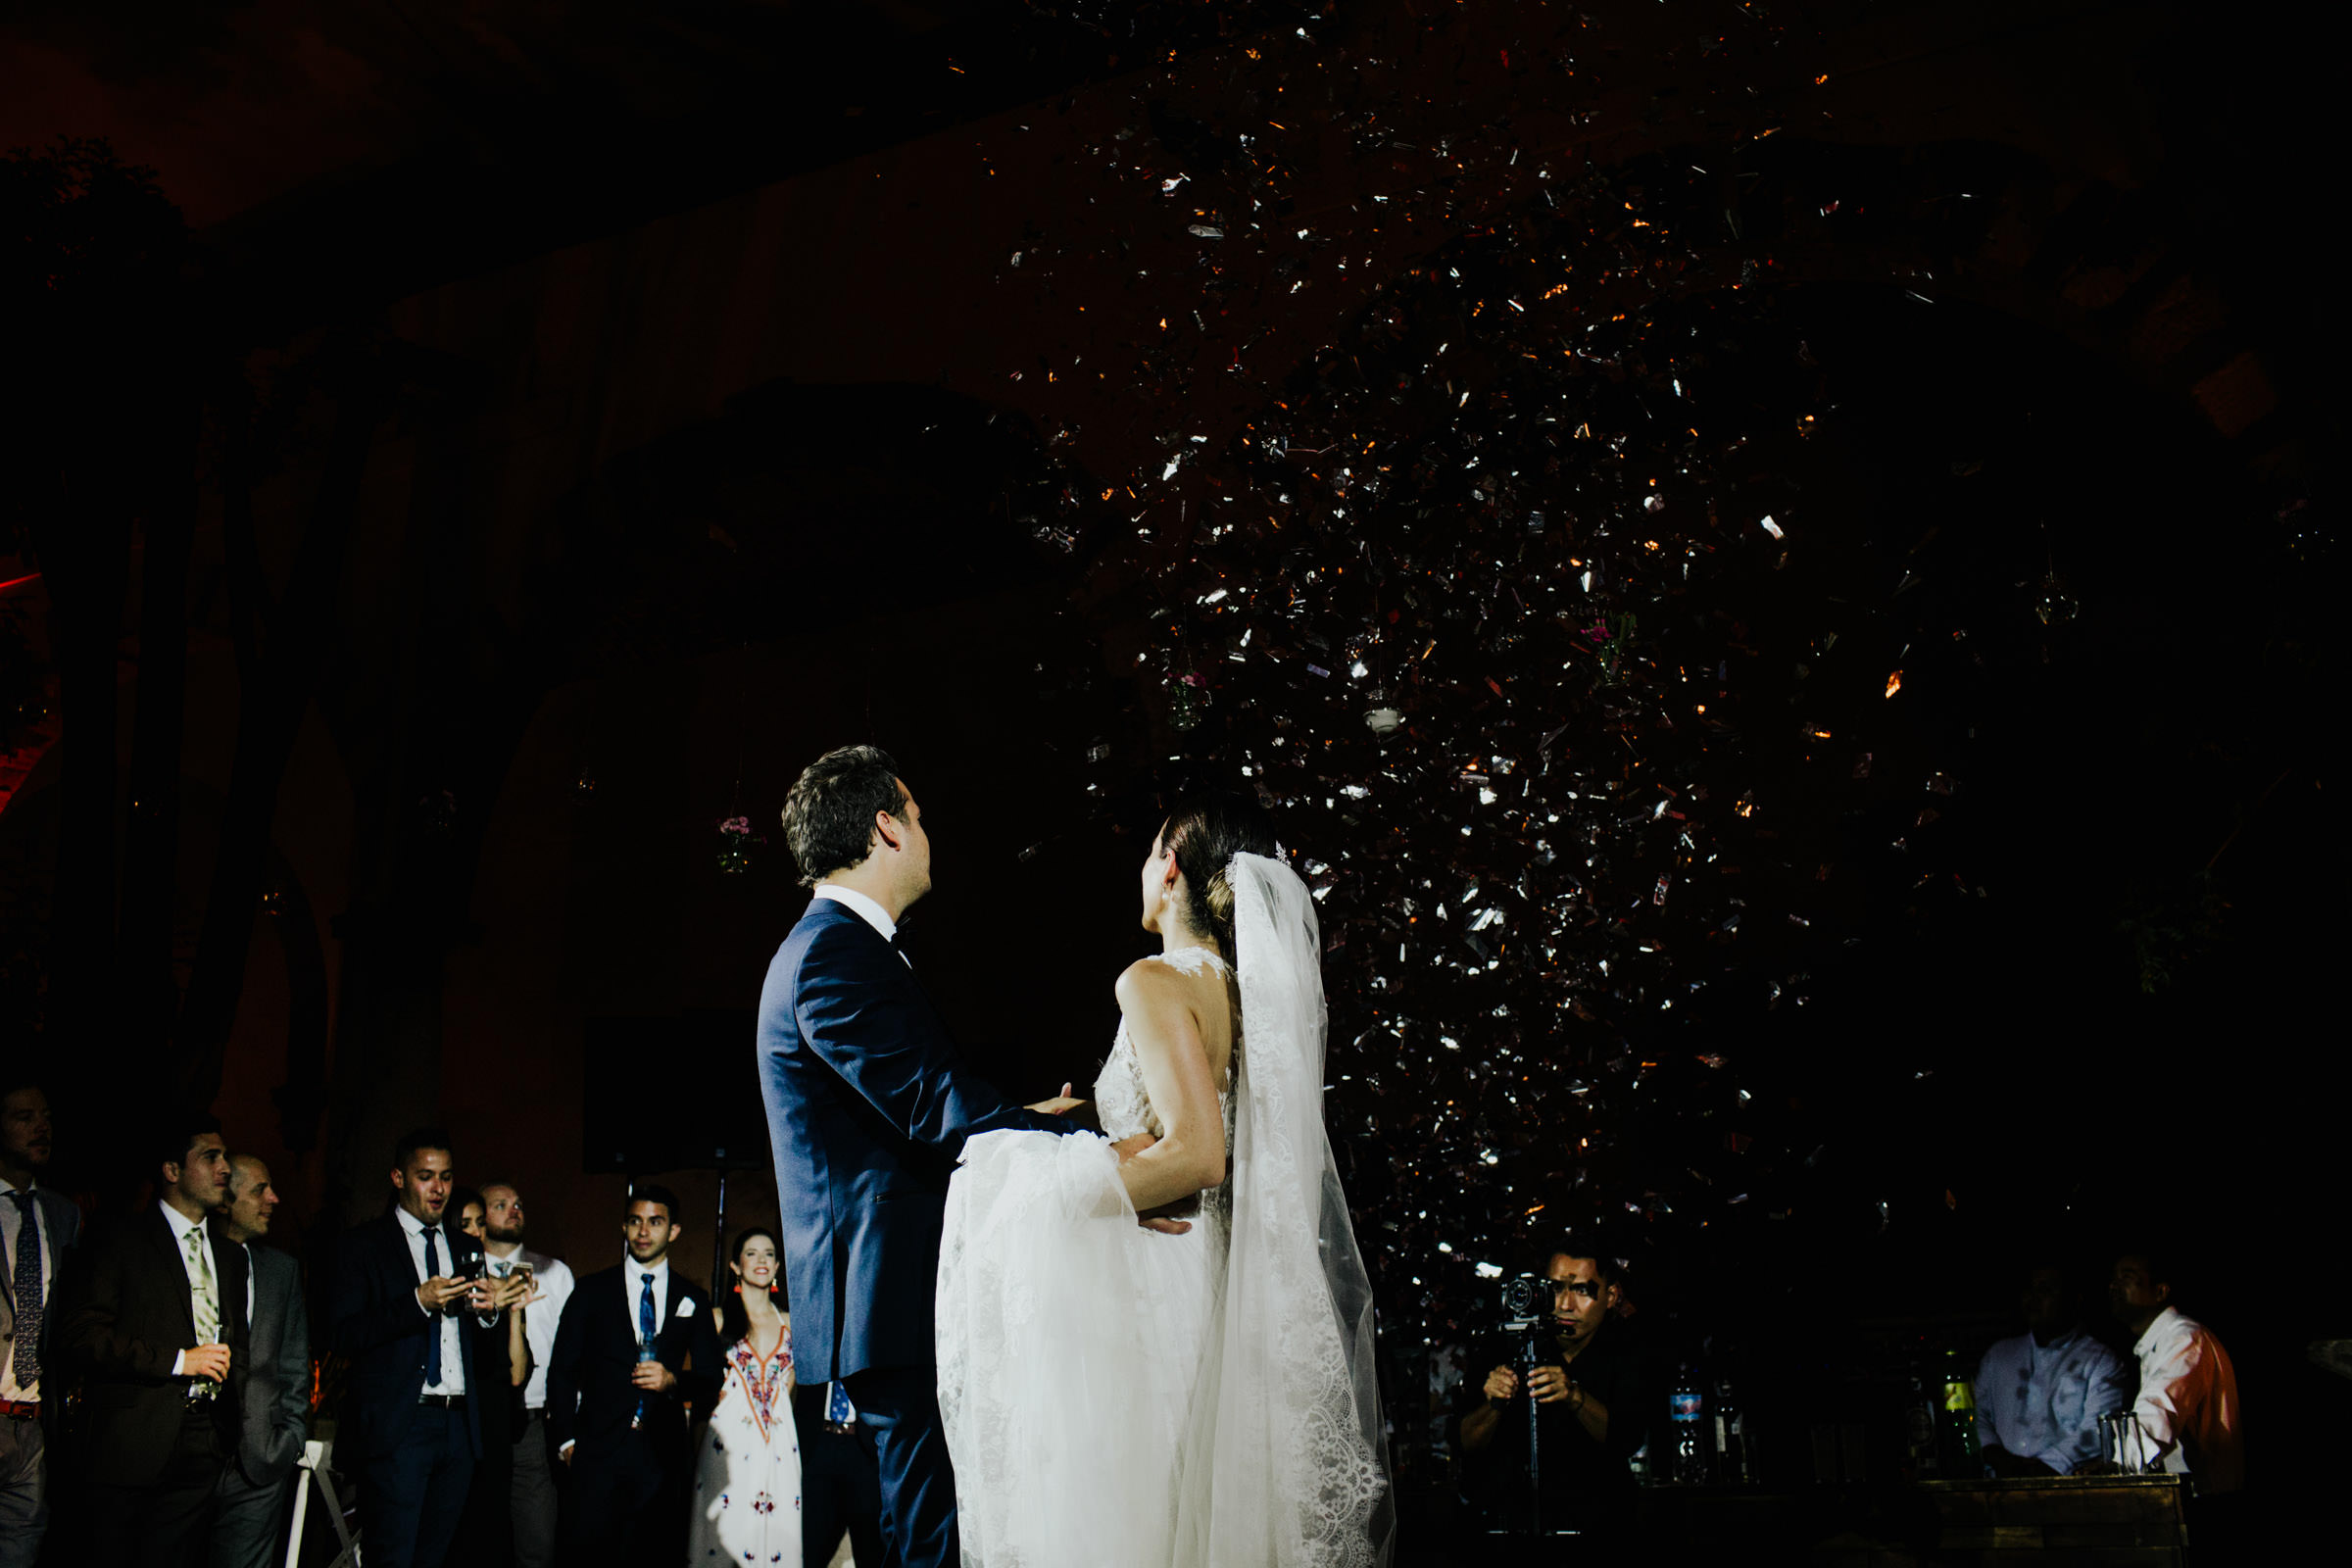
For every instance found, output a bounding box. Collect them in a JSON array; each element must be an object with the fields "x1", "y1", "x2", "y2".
[
  {"x1": 450, "y1": 1403, "x2": 513, "y2": 1568},
  {"x1": 557, "y1": 1427, "x2": 688, "y2": 1560},
  {"x1": 800, "y1": 1418, "x2": 888, "y2": 1568},
  {"x1": 844, "y1": 1365, "x2": 958, "y2": 1568},
  {"x1": 0, "y1": 1414, "x2": 48, "y2": 1568},
  {"x1": 509, "y1": 1410, "x2": 558, "y2": 1568},
  {"x1": 361, "y1": 1404, "x2": 476, "y2": 1568},
  {"x1": 84, "y1": 1397, "x2": 230, "y2": 1567},
  {"x1": 211, "y1": 1459, "x2": 295, "y2": 1568}
]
